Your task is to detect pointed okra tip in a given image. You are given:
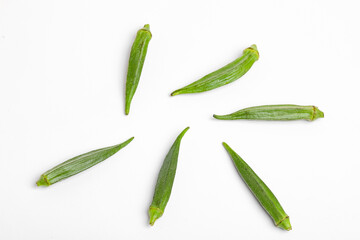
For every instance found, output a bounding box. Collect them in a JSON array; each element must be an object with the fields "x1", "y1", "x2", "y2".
[
  {"x1": 124, "y1": 136, "x2": 135, "y2": 144},
  {"x1": 149, "y1": 207, "x2": 163, "y2": 226},
  {"x1": 277, "y1": 217, "x2": 292, "y2": 231},
  {"x1": 125, "y1": 102, "x2": 130, "y2": 115},
  {"x1": 312, "y1": 106, "x2": 324, "y2": 121},
  {"x1": 181, "y1": 126, "x2": 190, "y2": 135},
  {"x1": 222, "y1": 142, "x2": 230, "y2": 150},
  {"x1": 128, "y1": 136, "x2": 135, "y2": 141},
  {"x1": 170, "y1": 89, "x2": 181, "y2": 96},
  {"x1": 213, "y1": 114, "x2": 227, "y2": 120},
  {"x1": 222, "y1": 142, "x2": 237, "y2": 156}
]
